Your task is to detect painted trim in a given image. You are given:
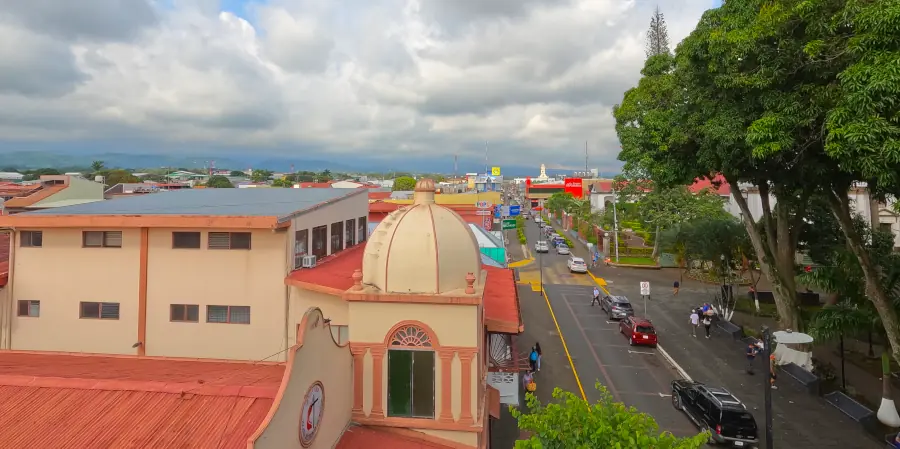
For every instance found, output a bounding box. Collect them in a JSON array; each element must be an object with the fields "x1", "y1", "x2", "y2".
[
  {"x1": 0, "y1": 374, "x2": 278, "y2": 398},
  {"x1": 137, "y1": 227, "x2": 149, "y2": 356},
  {"x1": 352, "y1": 415, "x2": 484, "y2": 433},
  {"x1": 0, "y1": 349, "x2": 283, "y2": 365},
  {"x1": 284, "y1": 278, "x2": 345, "y2": 296},
  {"x1": 484, "y1": 318, "x2": 520, "y2": 334},
  {"x1": 344, "y1": 291, "x2": 481, "y2": 305},
  {"x1": 438, "y1": 350, "x2": 455, "y2": 422},
  {"x1": 426, "y1": 205, "x2": 441, "y2": 293},
  {"x1": 459, "y1": 351, "x2": 475, "y2": 423},
  {"x1": 350, "y1": 346, "x2": 366, "y2": 414},
  {"x1": 370, "y1": 346, "x2": 386, "y2": 417},
  {"x1": 382, "y1": 204, "x2": 419, "y2": 291}
]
